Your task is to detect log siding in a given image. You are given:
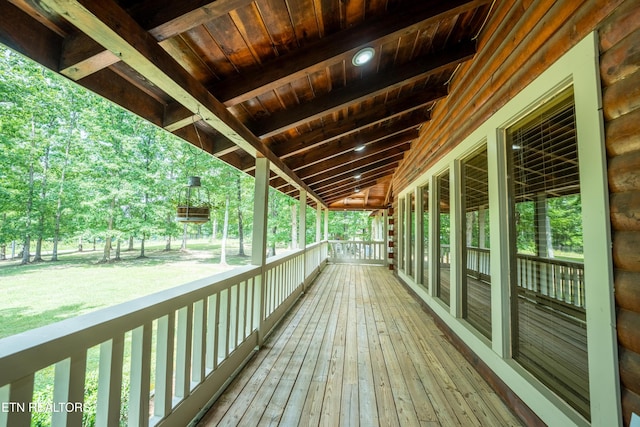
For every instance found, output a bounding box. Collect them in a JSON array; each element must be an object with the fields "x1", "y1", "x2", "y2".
[{"x1": 392, "y1": 0, "x2": 640, "y2": 423}]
